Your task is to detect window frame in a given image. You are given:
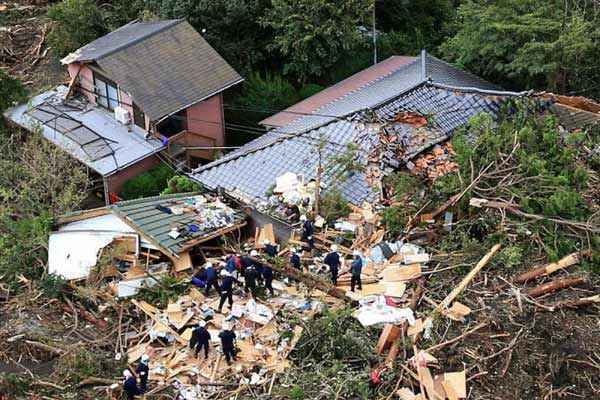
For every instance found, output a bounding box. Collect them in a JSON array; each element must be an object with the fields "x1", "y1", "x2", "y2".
[{"x1": 93, "y1": 71, "x2": 119, "y2": 111}]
